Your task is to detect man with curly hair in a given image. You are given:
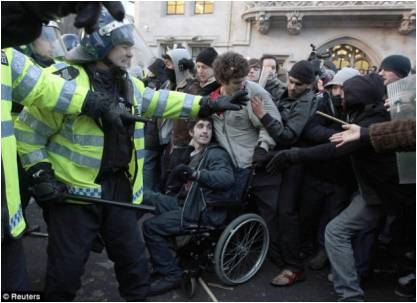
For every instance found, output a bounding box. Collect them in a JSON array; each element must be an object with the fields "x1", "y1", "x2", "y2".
[{"x1": 210, "y1": 52, "x2": 281, "y2": 248}]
